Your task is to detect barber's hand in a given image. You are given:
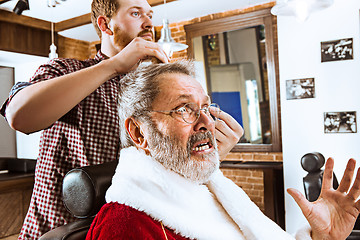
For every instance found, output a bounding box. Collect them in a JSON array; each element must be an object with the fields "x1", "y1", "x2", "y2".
[
  {"x1": 288, "y1": 158, "x2": 360, "y2": 240},
  {"x1": 211, "y1": 108, "x2": 243, "y2": 160},
  {"x1": 108, "y1": 37, "x2": 169, "y2": 74}
]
